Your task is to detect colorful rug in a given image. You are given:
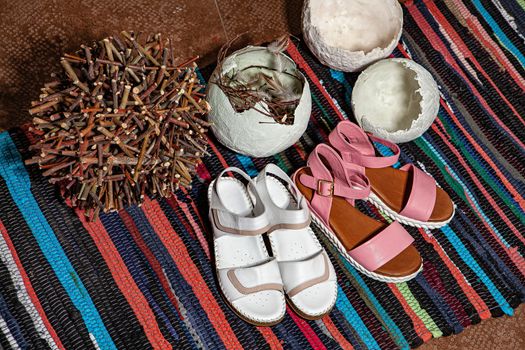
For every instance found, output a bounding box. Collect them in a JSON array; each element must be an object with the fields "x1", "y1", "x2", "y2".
[{"x1": 1, "y1": 0, "x2": 524, "y2": 348}]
